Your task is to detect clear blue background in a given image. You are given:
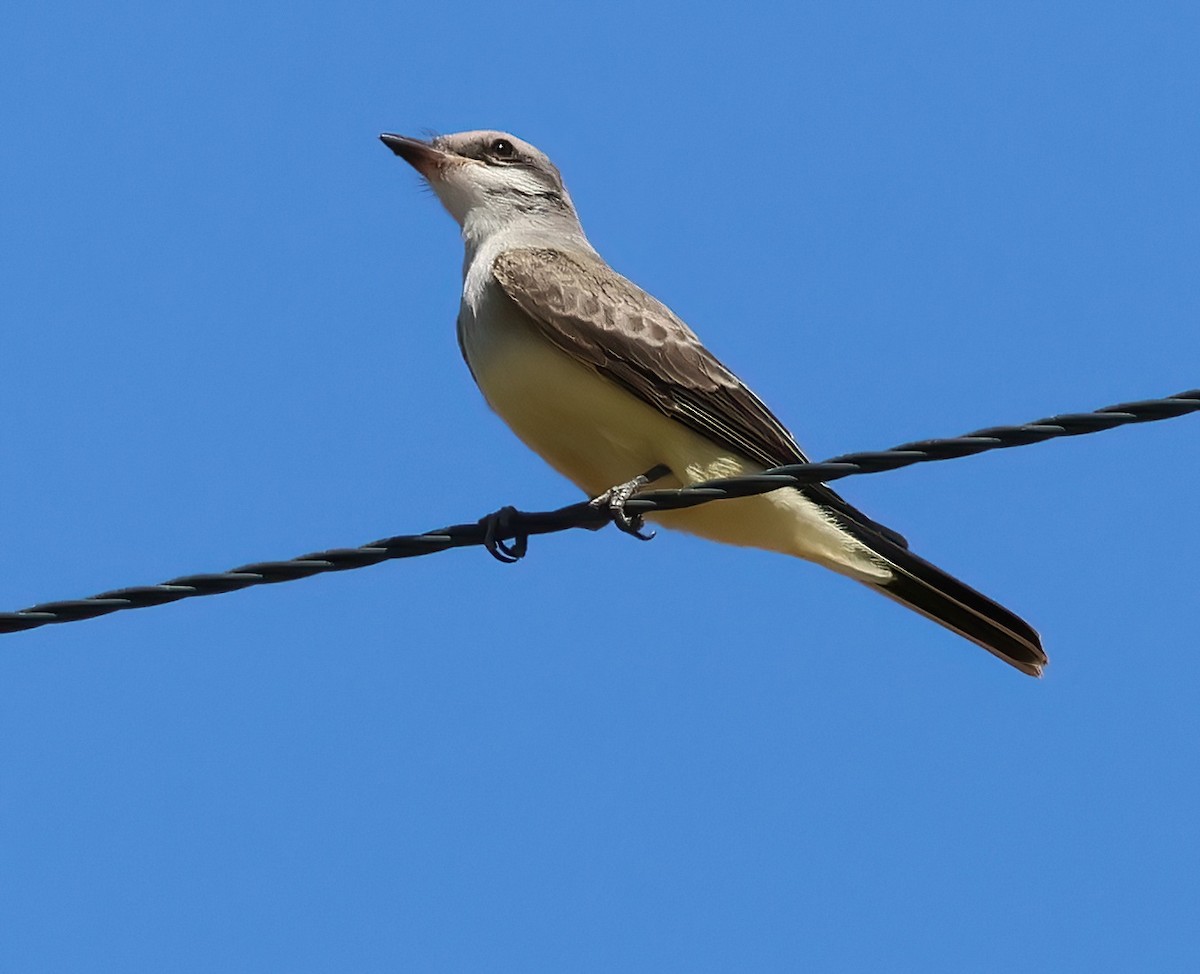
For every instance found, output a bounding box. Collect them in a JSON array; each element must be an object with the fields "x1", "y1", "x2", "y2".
[{"x1": 2, "y1": 2, "x2": 1198, "y2": 970}]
